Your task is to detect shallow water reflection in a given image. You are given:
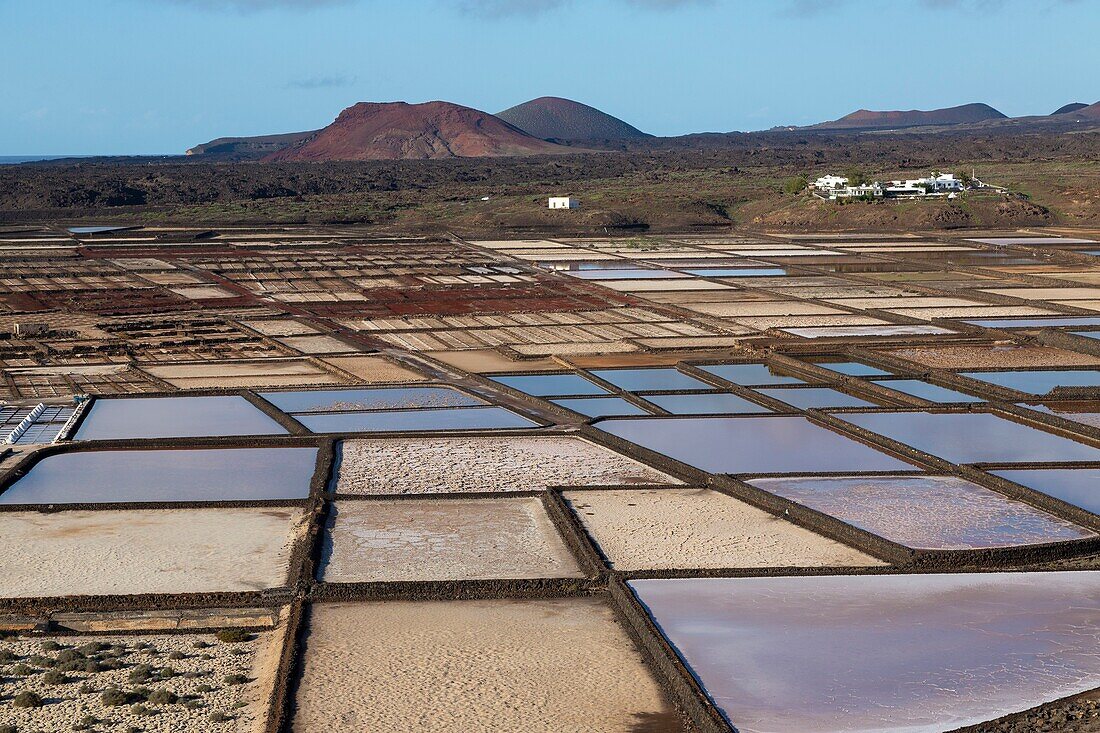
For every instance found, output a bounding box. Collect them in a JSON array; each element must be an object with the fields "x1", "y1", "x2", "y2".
[
  {"x1": 631, "y1": 573, "x2": 1100, "y2": 733},
  {"x1": 597, "y1": 416, "x2": 911, "y2": 473},
  {"x1": 1, "y1": 447, "x2": 317, "y2": 504},
  {"x1": 749, "y1": 475, "x2": 1093, "y2": 549},
  {"x1": 75, "y1": 396, "x2": 288, "y2": 441},
  {"x1": 841, "y1": 412, "x2": 1100, "y2": 463}
]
